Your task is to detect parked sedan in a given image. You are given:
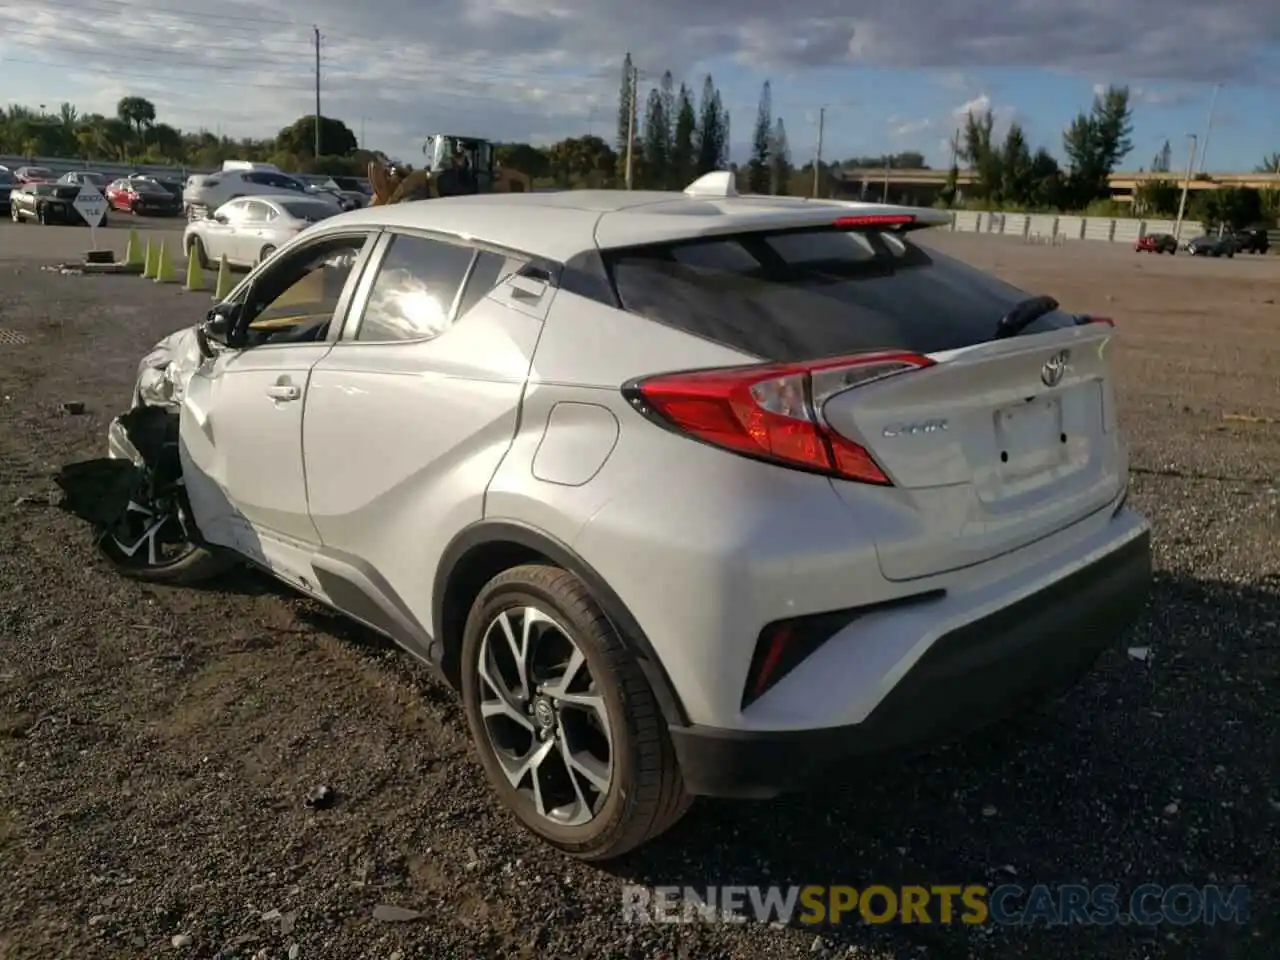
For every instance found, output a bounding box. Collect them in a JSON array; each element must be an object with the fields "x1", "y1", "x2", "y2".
[
  {"x1": 106, "y1": 177, "x2": 183, "y2": 216},
  {"x1": 9, "y1": 181, "x2": 109, "y2": 226},
  {"x1": 182, "y1": 194, "x2": 339, "y2": 268},
  {"x1": 1227, "y1": 227, "x2": 1270, "y2": 254},
  {"x1": 1184, "y1": 234, "x2": 1237, "y2": 257},
  {"x1": 13, "y1": 165, "x2": 55, "y2": 184},
  {"x1": 0, "y1": 167, "x2": 14, "y2": 212},
  {"x1": 57, "y1": 170, "x2": 112, "y2": 192},
  {"x1": 1134, "y1": 233, "x2": 1176, "y2": 254}
]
